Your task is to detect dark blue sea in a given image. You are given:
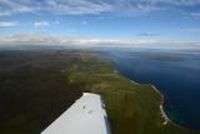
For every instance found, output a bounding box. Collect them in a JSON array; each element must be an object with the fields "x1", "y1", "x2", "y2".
[{"x1": 94, "y1": 47, "x2": 200, "y2": 130}]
